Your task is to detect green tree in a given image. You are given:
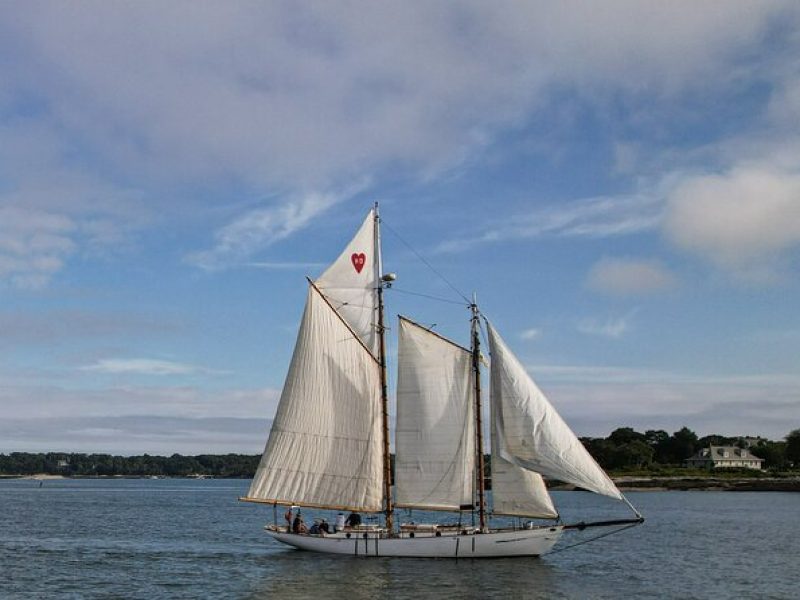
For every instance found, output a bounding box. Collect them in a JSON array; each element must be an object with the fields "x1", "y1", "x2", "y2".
[
  {"x1": 786, "y1": 429, "x2": 800, "y2": 466},
  {"x1": 697, "y1": 434, "x2": 737, "y2": 448},
  {"x1": 613, "y1": 440, "x2": 654, "y2": 469},
  {"x1": 750, "y1": 441, "x2": 787, "y2": 469},
  {"x1": 661, "y1": 427, "x2": 698, "y2": 464},
  {"x1": 581, "y1": 437, "x2": 616, "y2": 469},
  {"x1": 608, "y1": 427, "x2": 645, "y2": 446}
]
